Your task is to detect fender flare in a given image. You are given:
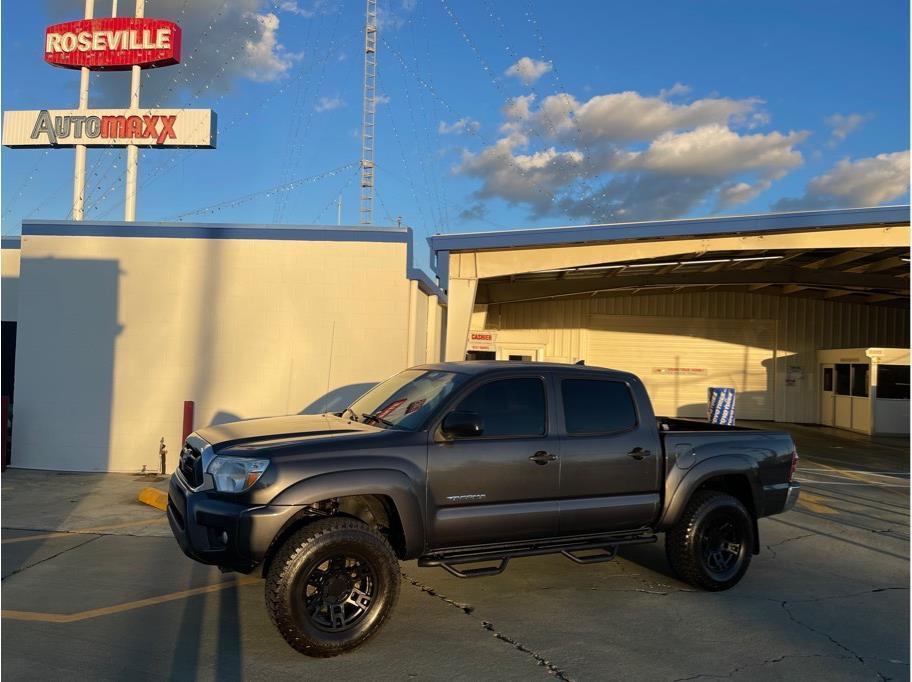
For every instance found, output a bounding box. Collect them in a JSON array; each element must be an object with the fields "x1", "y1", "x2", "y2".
[
  {"x1": 270, "y1": 469, "x2": 426, "y2": 558},
  {"x1": 658, "y1": 454, "x2": 762, "y2": 532}
]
